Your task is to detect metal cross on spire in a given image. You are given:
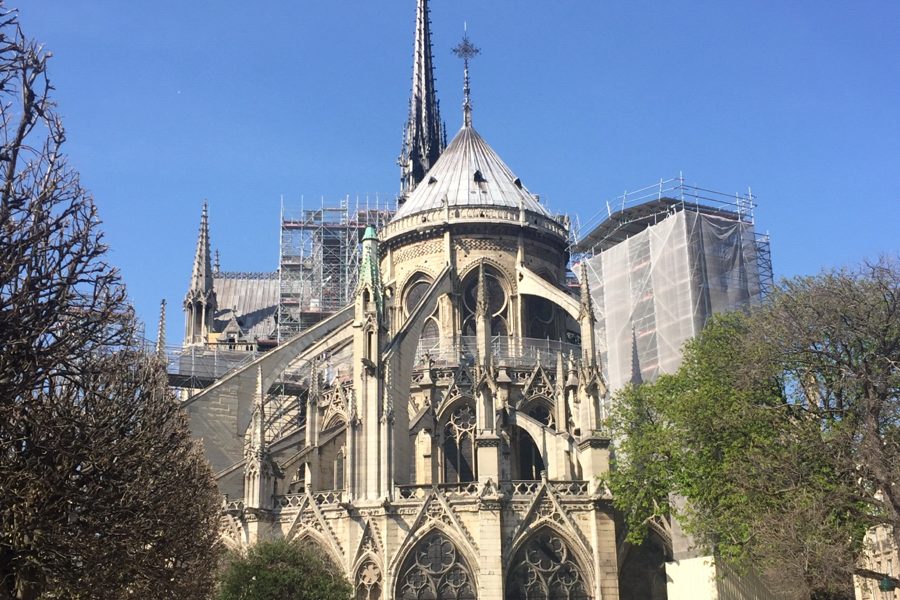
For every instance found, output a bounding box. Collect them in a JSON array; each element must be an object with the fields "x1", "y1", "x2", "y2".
[{"x1": 452, "y1": 24, "x2": 480, "y2": 127}]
